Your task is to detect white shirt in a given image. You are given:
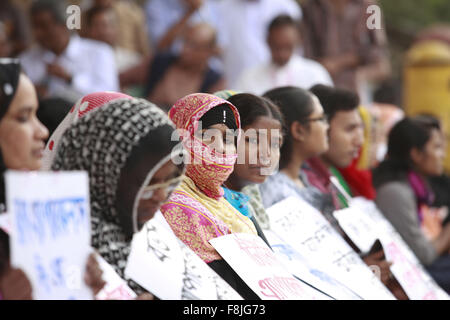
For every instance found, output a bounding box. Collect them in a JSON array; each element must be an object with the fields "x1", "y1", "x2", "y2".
[
  {"x1": 145, "y1": 0, "x2": 218, "y2": 48},
  {"x1": 19, "y1": 35, "x2": 119, "y2": 103},
  {"x1": 213, "y1": 0, "x2": 302, "y2": 87},
  {"x1": 115, "y1": 47, "x2": 141, "y2": 73},
  {"x1": 235, "y1": 54, "x2": 334, "y2": 95}
]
